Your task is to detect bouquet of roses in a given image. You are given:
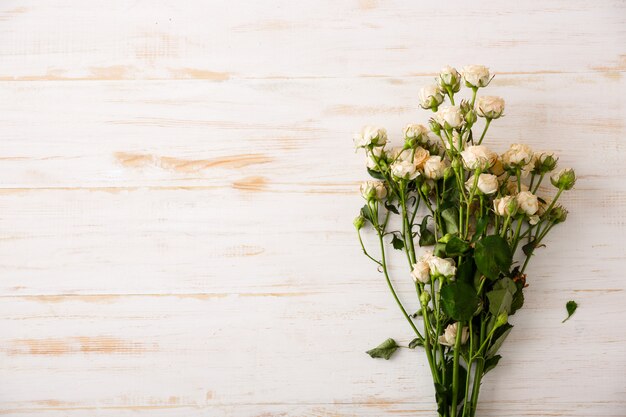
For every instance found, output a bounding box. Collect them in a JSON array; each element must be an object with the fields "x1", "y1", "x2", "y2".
[{"x1": 353, "y1": 65, "x2": 576, "y2": 417}]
